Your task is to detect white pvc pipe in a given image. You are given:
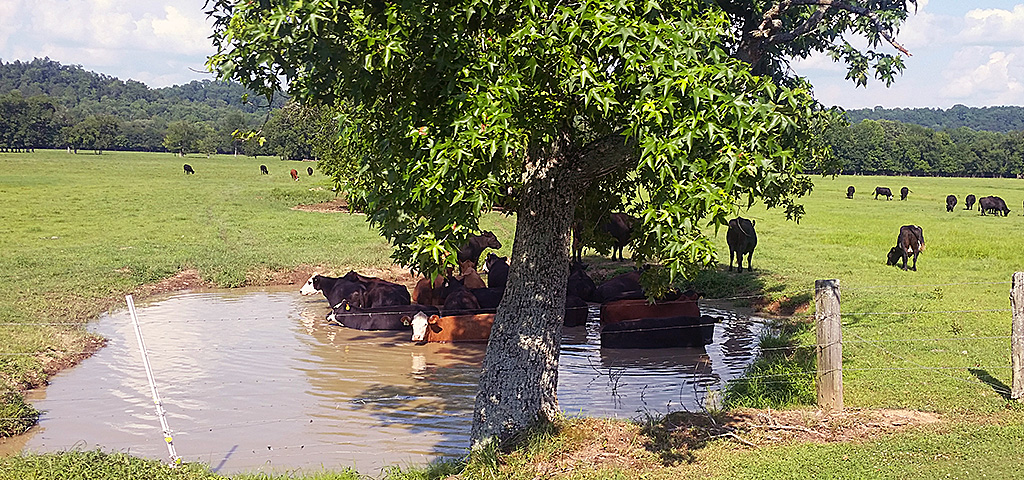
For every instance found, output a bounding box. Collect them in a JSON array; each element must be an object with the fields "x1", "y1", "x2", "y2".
[{"x1": 126, "y1": 295, "x2": 181, "y2": 467}]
